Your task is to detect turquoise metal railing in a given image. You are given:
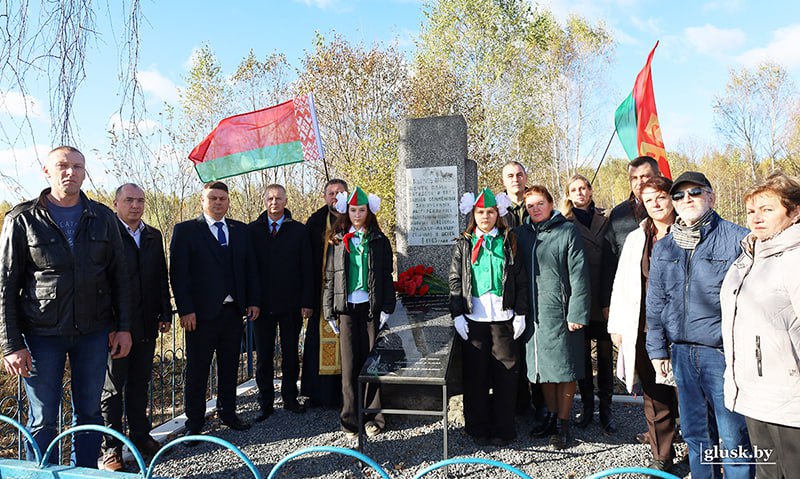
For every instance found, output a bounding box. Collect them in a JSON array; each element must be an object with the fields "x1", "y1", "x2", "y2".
[{"x1": 0, "y1": 415, "x2": 683, "y2": 479}]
